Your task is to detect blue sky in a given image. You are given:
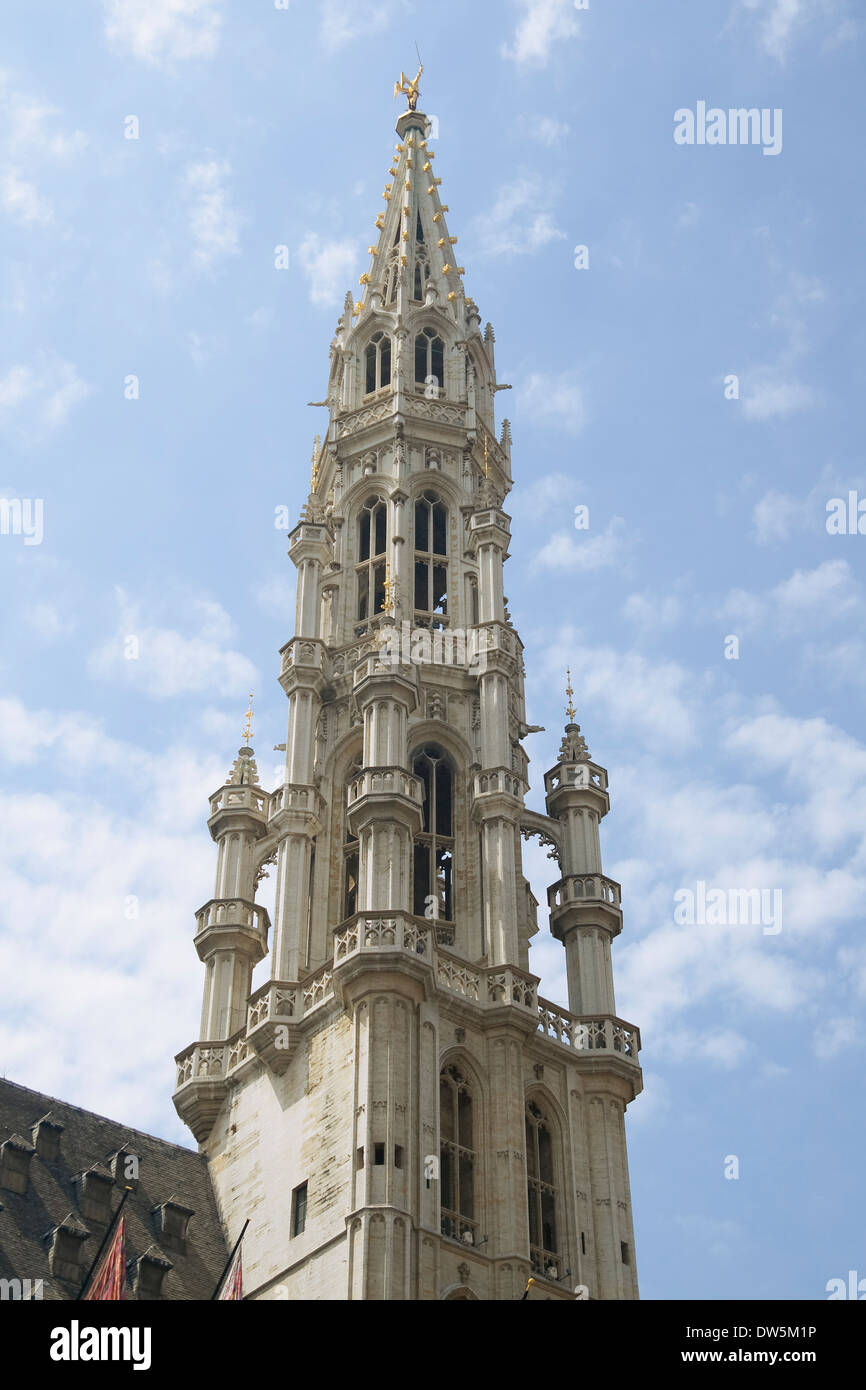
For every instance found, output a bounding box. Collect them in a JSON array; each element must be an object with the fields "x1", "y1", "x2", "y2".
[{"x1": 1, "y1": 0, "x2": 864, "y2": 1301}]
